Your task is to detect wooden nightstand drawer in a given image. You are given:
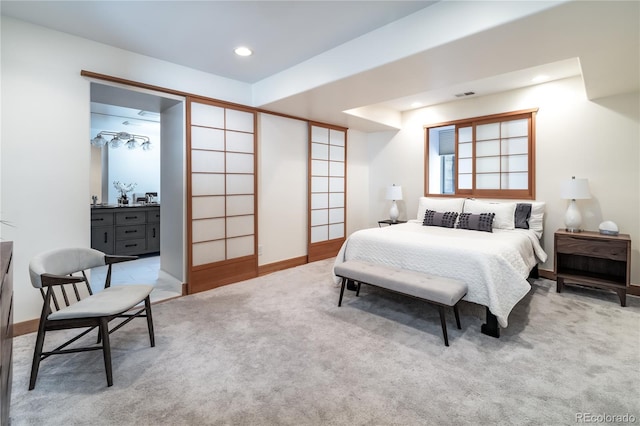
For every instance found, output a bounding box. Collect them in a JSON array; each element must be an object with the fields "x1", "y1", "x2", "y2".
[{"x1": 556, "y1": 236, "x2": 628, "y2": 261}]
